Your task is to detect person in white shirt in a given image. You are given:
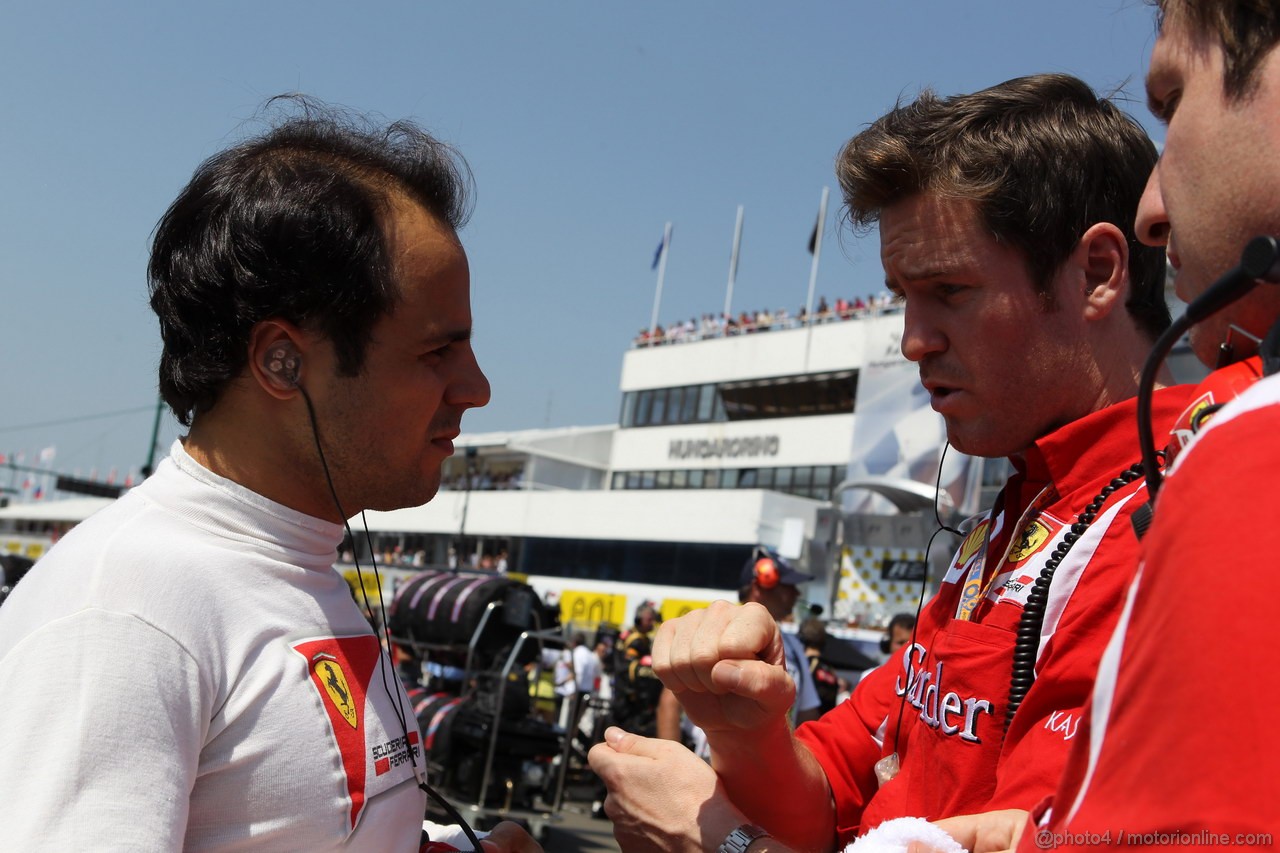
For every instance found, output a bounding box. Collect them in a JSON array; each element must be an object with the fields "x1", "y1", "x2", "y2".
[{"x1": 0, "y1": 98, "x2": 537, "y2": 853}]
